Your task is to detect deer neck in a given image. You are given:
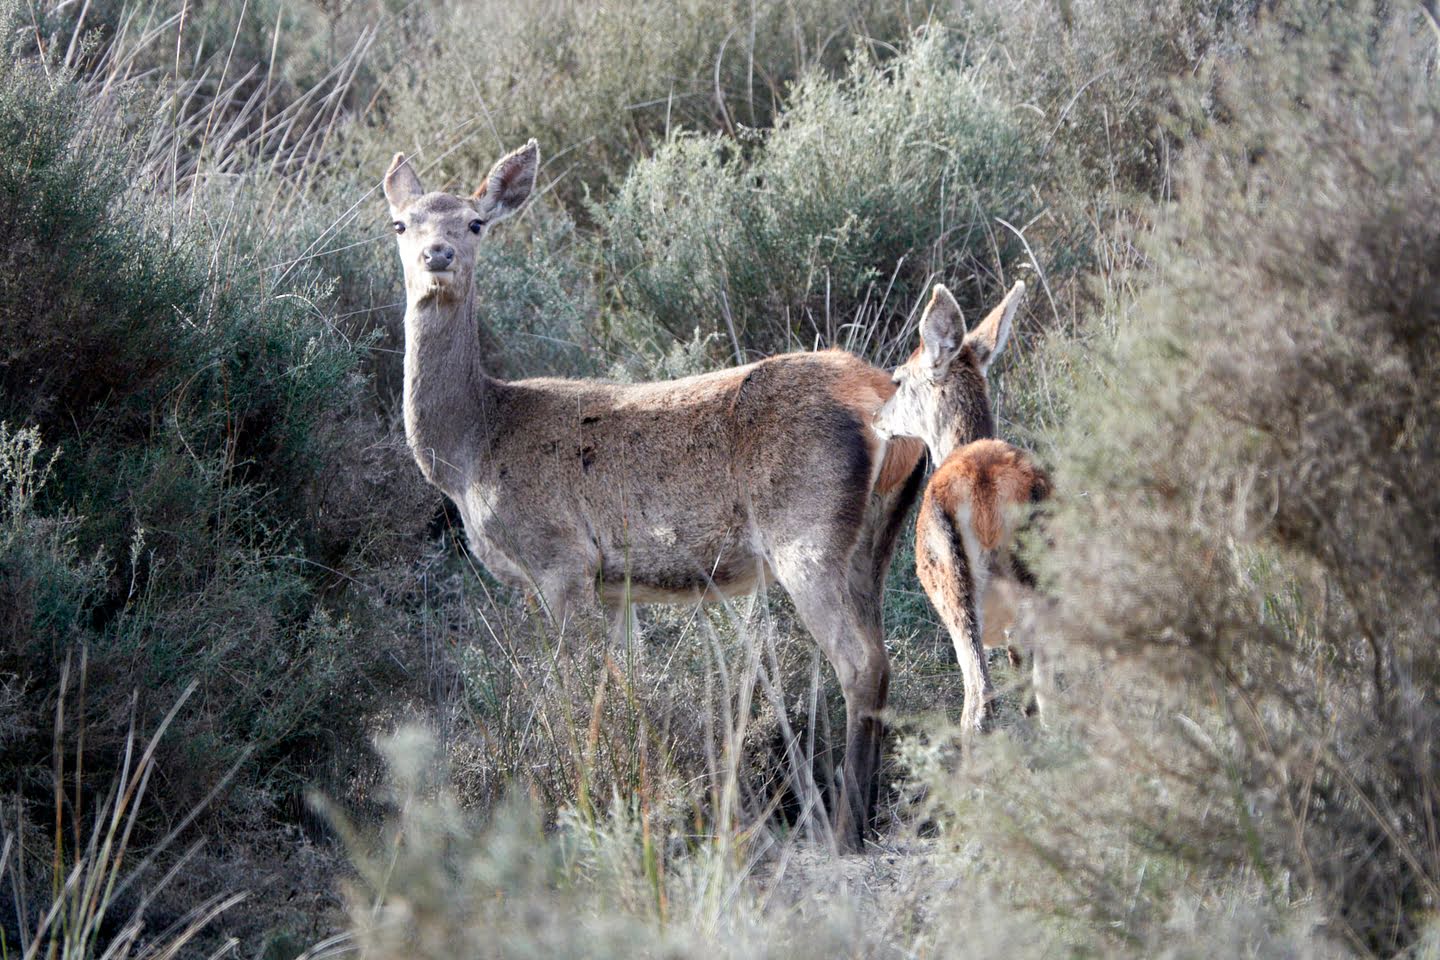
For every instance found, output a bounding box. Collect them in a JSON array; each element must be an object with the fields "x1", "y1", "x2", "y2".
[
  {"x1": 930, "y1": 421, "x2": 972, "y2": 464},
  {"x1": 929, "y1": 382, "x2": 996, "y2": 464},
  {"x1": 402, "y1": 281, "x2": 495, "y2": 494}
]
